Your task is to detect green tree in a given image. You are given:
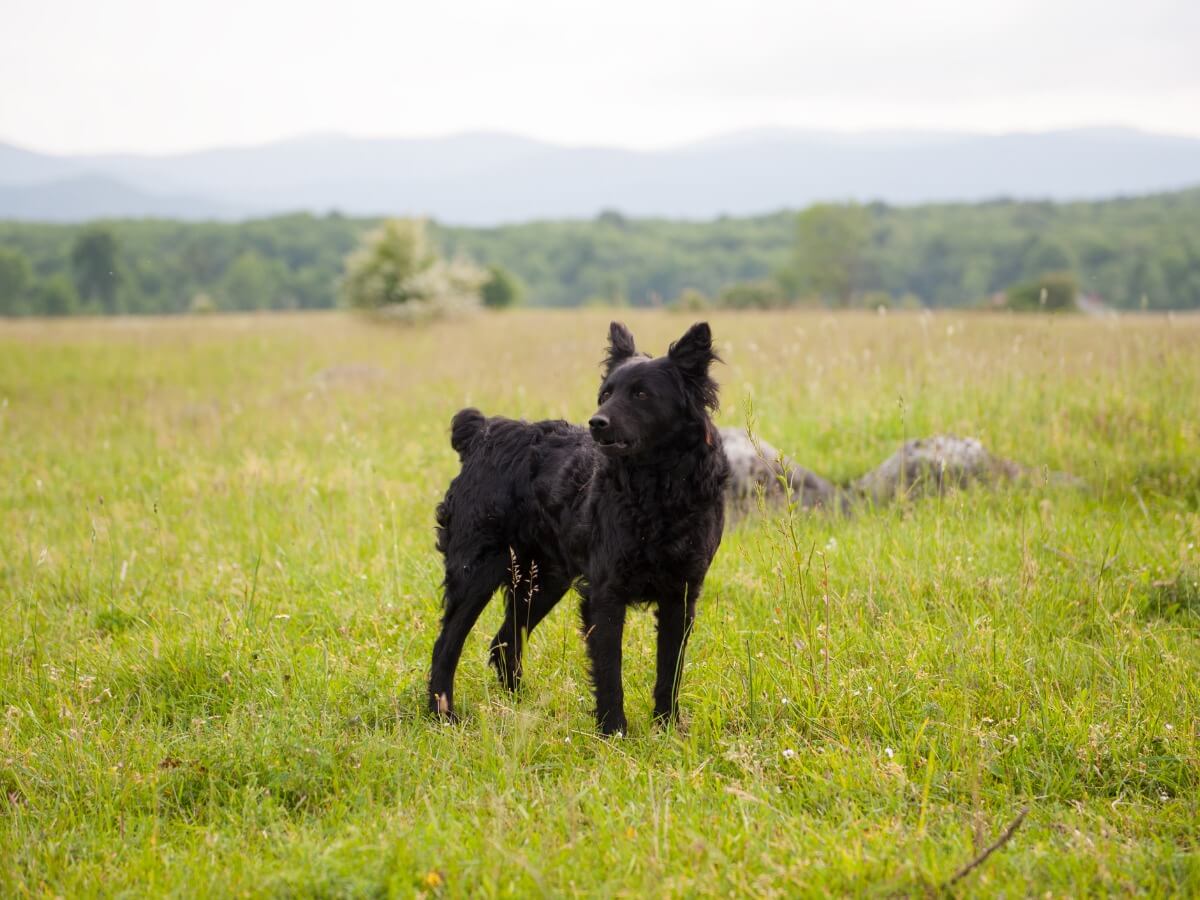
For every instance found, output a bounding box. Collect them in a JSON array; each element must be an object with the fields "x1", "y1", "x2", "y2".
[
  {"x1": 1019, "y1": 236, "x2": 1075, "y2": 280},
  {"x1": 221, "y1": 251, "x2": 285, "y2": 310},
  {"x1": 71, "y1": 225, "x2": 122, "y2": 313},
  {"x1": 33, "y1": 275, "x2": 79, "y2": 316},
  {"x1": 1127, "y1": 260, "x2": 1170, "y2": 309},
  {"x1": 2, "y1": 186, "x2": 1200, "y2": 315},
  {"x1": 0, "y1": 246, "x2": 32, "y2": 316},
  {"x1": 959, "y1": 258, "x2": 994, "y2": 303},
  {"x1": 782, "y1": 204, "x2": 871, "y2": 306},
  {"x1": 480, "y1": 264, "x2": 523, "y2": 308}
]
